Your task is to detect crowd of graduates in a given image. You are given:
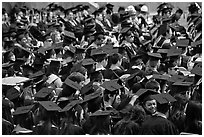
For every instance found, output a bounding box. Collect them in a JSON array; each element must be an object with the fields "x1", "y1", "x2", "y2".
[{"x1": 2, "y1": 2, "x2": 202, "y2": 135}]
